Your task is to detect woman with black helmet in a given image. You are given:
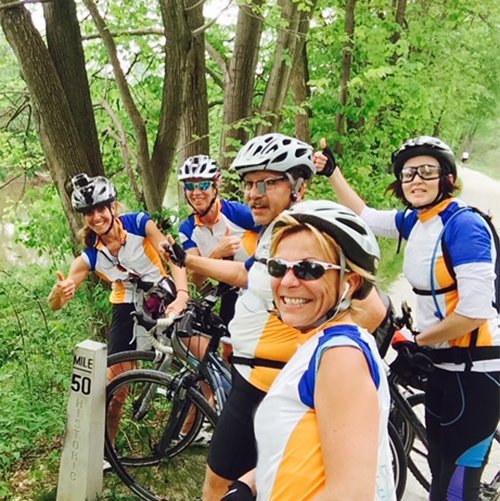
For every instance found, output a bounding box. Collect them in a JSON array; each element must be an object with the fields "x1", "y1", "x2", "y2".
[
  {"x1": 48, "y1": 173, "x2": 189, "y2": 443},
  {"x1": 321, "y1": 136, "x2": 500, "y2": 500},
  {"x1": 222, "y1": 200, "x2": 395, "y2": 500}
]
